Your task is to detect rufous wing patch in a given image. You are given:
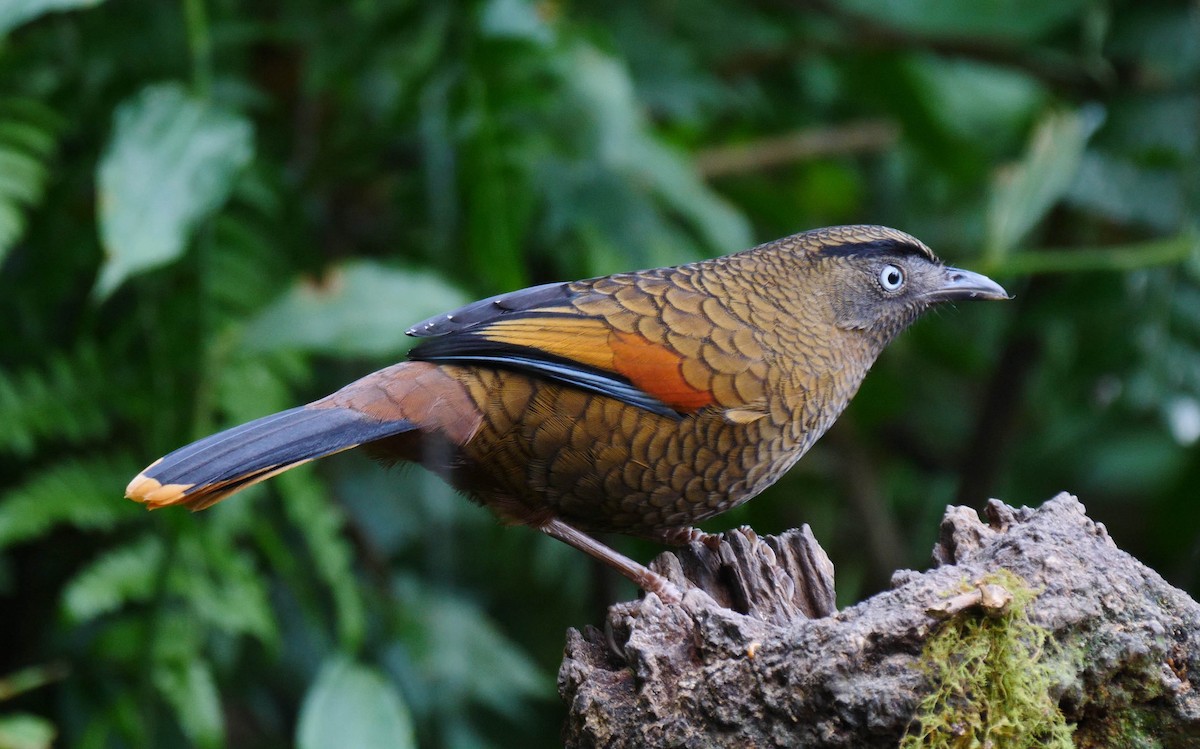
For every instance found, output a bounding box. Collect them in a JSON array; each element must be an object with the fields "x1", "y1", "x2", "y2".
[{"x1": 609, "y1": 330, "x2": 715, "y2": 412}]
